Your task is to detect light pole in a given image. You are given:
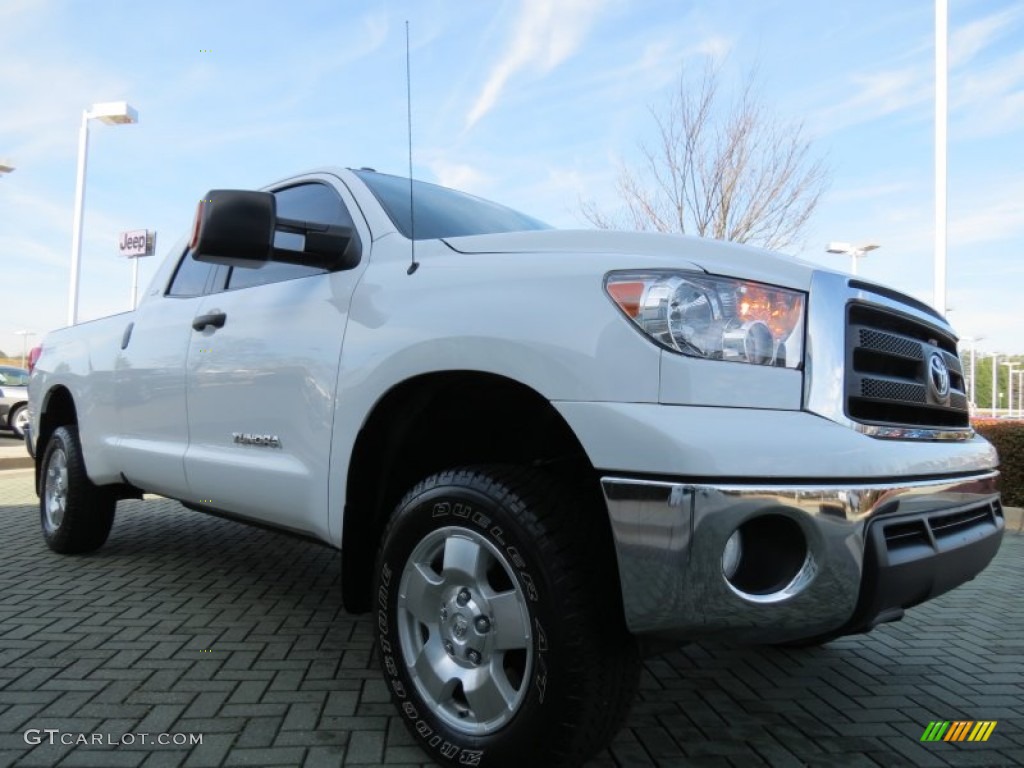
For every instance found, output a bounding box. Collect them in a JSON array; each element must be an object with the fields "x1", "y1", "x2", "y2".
[
  {"x1": 1017, "y1": 370, "x2": 1024, "y2": 419},
  {"x1": 959, "y1": 337, "x2": 984, "y2": 411},
  {"x1": 0, "y1": 159, "x2": 14, "y2": 176},
  {"x1": 827, "y1": 242, "x2": 880, "y2": 276},
  {"x1": 1003, "y1": 362, "x2": 1019, "y2": 419},
  {"x1": 1014, "y1": 370, "x2": 1022, "y2": 418},
  {"x1": 935, "y1": 0, "x2": 948, "y2": 316},
  {"x1": 68, "y1": 101, "x2": 139, "y2": 327},
  {"x1": 13, "y1": 331, "x2": 35, "y2": 368},
  {"x1": 991, "y1": 353, "x2": 999, "y2": 418}
]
